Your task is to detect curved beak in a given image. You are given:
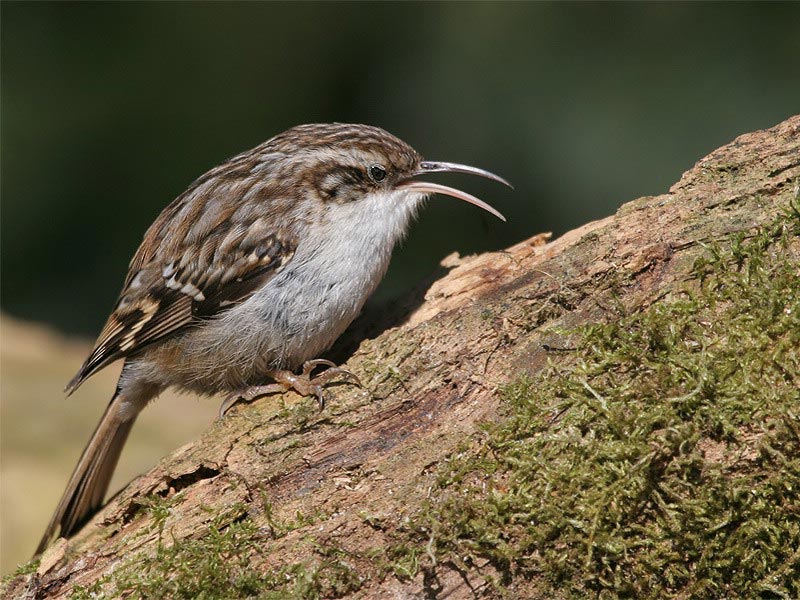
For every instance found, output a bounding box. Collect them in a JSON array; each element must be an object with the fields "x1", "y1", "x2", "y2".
[{"x1": 397, "y1": 161, "x2": 511, "y2": 222}]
